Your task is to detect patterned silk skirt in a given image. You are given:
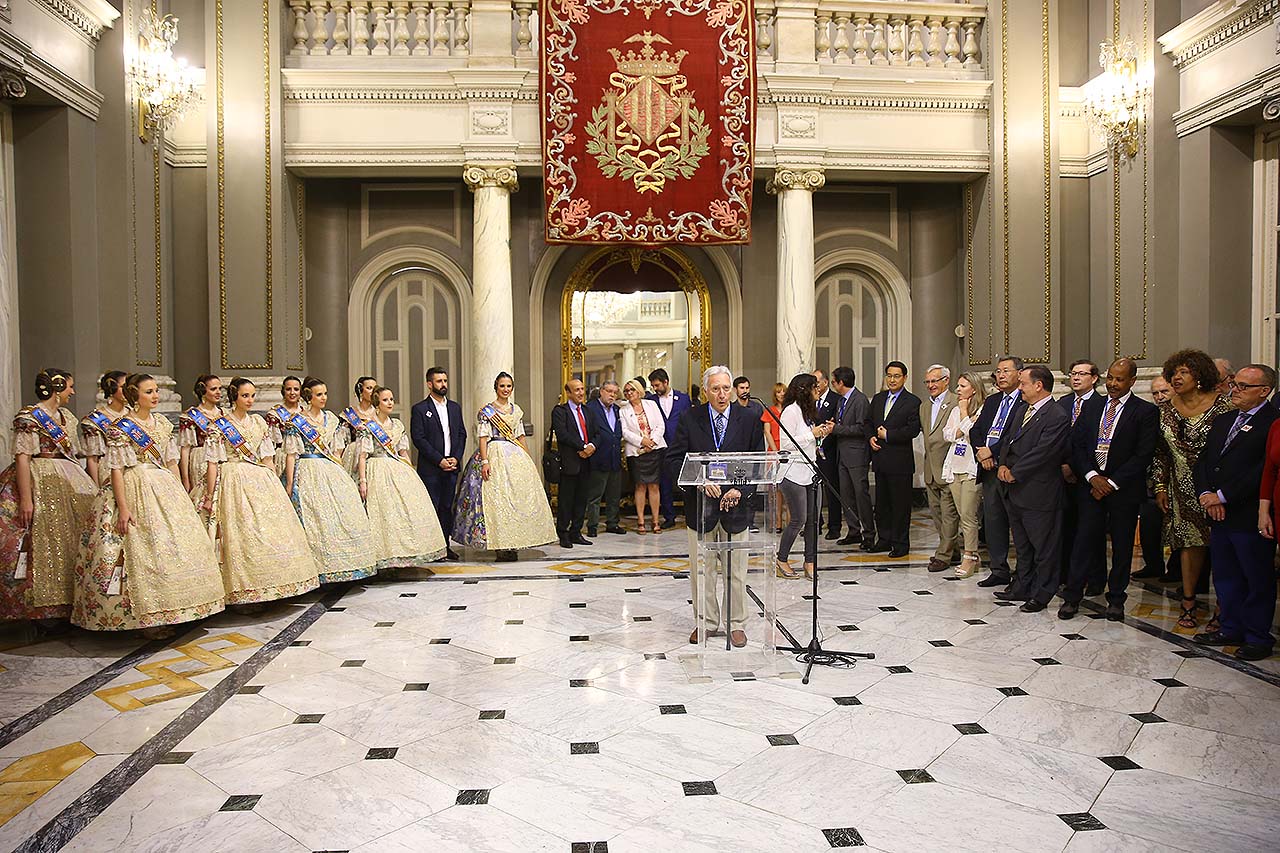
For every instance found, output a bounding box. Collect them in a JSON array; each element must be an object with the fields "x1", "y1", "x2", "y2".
[
  {"x1": 452, "y1": 440, "x2": 556, "y2": 551},
  {"x1": 73, "y1": 464, "x2": 225, "y2": 630},
  {"x1": 0, "y1": 458, "x2": 95, "y2": 621},
  {"x1": 289, "y1": 456, "x2": 380, "y2": 583},
  {"x1": 363, "y1": 456, "x2": 446, "y2": 569}
]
